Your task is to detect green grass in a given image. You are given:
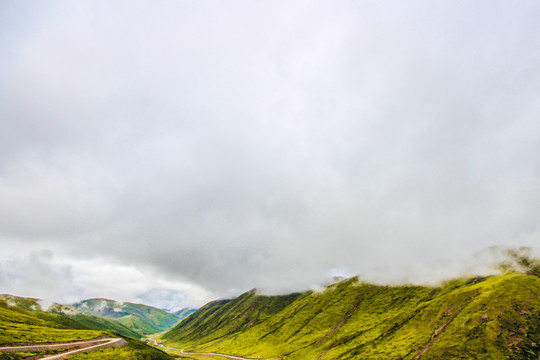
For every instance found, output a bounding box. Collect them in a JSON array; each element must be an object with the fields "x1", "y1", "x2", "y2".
[
  {"x1": 163, "y1": 273, "x2": 540, "y2": 359},
  {"x1": 0, "y1": 301, "x2": 172, "y2": 360},
  {"x1": 0, "y1": 349, "x2": 65, "y2": 360},
  {"x1": 68, "y1": 337, "x2": 174, "y2": 360},
  {"x1": 0, "y1": 300, "x2": 143, "y2": 342},
  {"x1": 0, "y1": 300, "x2": 103, "y2": 344}
]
